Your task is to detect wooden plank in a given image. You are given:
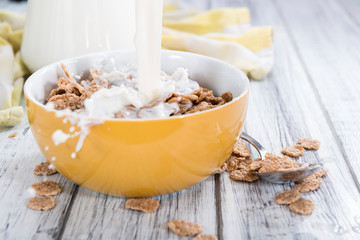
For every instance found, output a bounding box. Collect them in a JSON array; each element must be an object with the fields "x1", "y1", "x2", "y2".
[
  {"x1": 0, "y1": 103, "x2": 77, "y2": 239},
  {"x1": 273, "y1": 0, "x2": 360, "y2": 185},
  {"x1": 60, "y1": 178, "x2": 217, "y2": 240},
  {"x1": 336, "y1": 0, "x2": 360, "y2": 26},
  {"x1": 210, "y1": 0, "x2": 360, "y2": 239}
]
